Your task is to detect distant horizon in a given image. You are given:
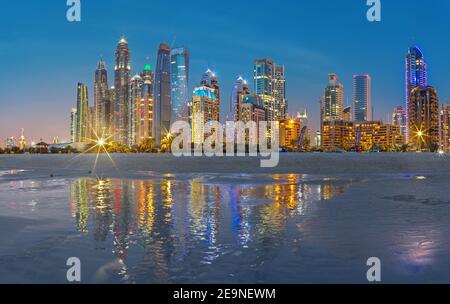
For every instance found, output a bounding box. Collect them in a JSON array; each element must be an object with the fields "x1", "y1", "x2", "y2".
[{"x1": 2, "y1": 1, "x2": 450, "y2": 146}]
